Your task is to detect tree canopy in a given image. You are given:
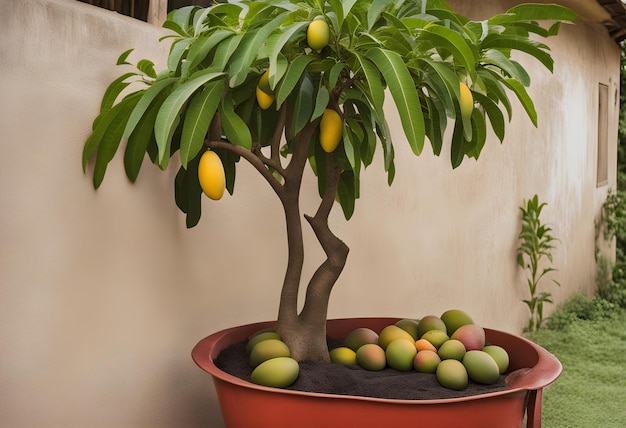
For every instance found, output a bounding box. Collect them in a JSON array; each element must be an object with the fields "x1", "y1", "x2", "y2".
[{"x1": 83, "y1": 0, "x2": 576, "y2": 227}]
